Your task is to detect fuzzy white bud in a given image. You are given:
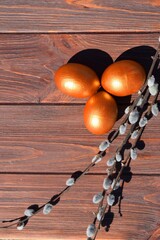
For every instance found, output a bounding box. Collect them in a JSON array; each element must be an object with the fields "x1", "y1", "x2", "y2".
[
  {"x1": 92, "y1": 155, "x2": 102, "y2": 164},
  {"x1": 151, "y1": 103, "x2": 159, "y2": 116},
  {"x1": 124, "y1": 106, "x2": 130, "y2": 114},
  {"x1": 17, "y1": 222, "x2": 25, "y2": 230},
  {"x1": 130, "y1": 148, "x2": 137, "y2": 160},
  {"x1": 116, "y1": 152, "x2": 122, "y2": 162},
  {"x1": 149, "y1": 83, "x2": 158, "y2": 96},
  {"x1": 106, "y1": 168, "x2": 112, "y2": 176},
  {"x1": 139, "y1": 116, "x2": 148, "y2": 127},
  {"x1": 66, "y1": 177, "x2": 75, "y2": 186},
  {"x1": 24, "y1": 208, "x2": 35, "y2": 217},
  {"x1": 43, "y1": 203, "x2": 53, "y2": 215},
  {"x1": 103, "y1": 177, "x2": 112, "y2": 190},
  {"x1": 93, "y1": 192, "x2": 103, "y2": 204},
  {"x1": 106, "y1": 157, "x2": 116, "y2": 167},
  {"x1": 147, "y1": 75, "x2": 155, "y2": 87},
  {"x1": 119, "y1": 123, "x2": 127, "y2": 135},
  {"x1": 97, "y1": 206, "x2": 105, "y2": 221},
  {"x1": 131, "y1": 129, "x2": 139, "y2": 139},
  {"x1": 129, "y1": 109, "x2": 139, "y2": 124},
  {"x1": 136, "y1": 97, "x2": 144, "y2": 107},
  {"x1": 99, "y1": 140, "x2": 110, "y2": 151},
  {"x1": 107, "y1": 194, "x2": 115, "y2": 206},
  {"x1": 86, "y1": 224, "x2": 96, "y2": 238}
]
